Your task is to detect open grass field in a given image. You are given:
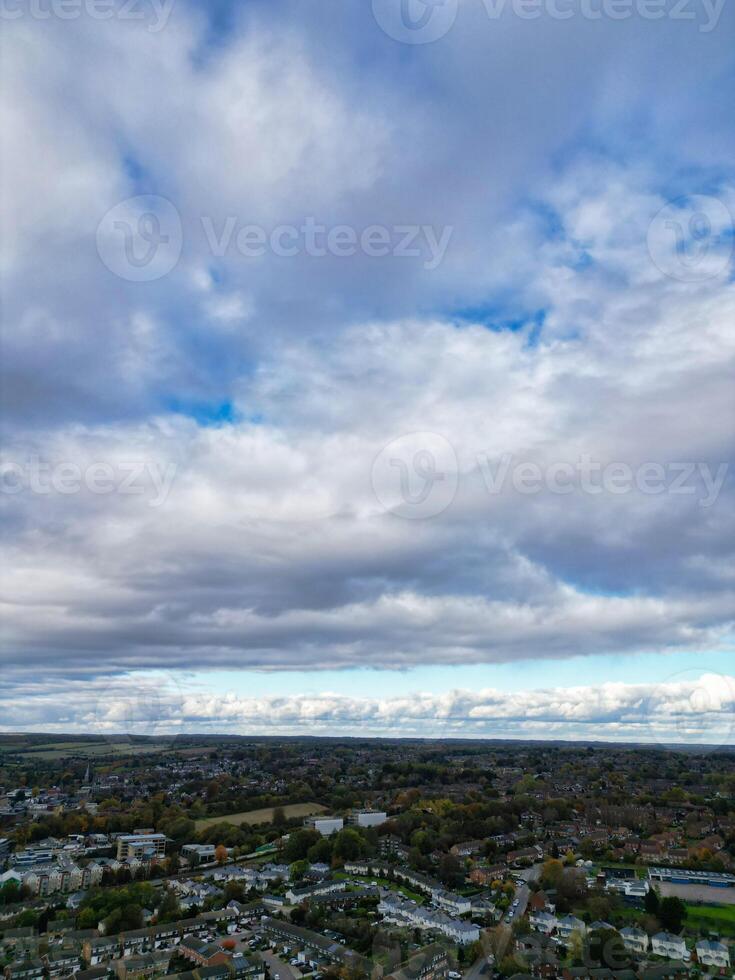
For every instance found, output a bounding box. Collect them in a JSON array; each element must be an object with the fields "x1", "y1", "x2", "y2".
[
  {"x1": 16, "y1": 742, "x2": 172, "y2": 759},
  {"x1": 334, "y1": 871, "x2": 426, "y2": 904},
  {"x1": 195, "y1": 802, "x2": 327, "y2": 830},
  {"x1": 686, "y1": 903, "x2": 735, "y2": 935},
  {"x1": 0, "y1": 735, "x2": 178, "y2": 760}
]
